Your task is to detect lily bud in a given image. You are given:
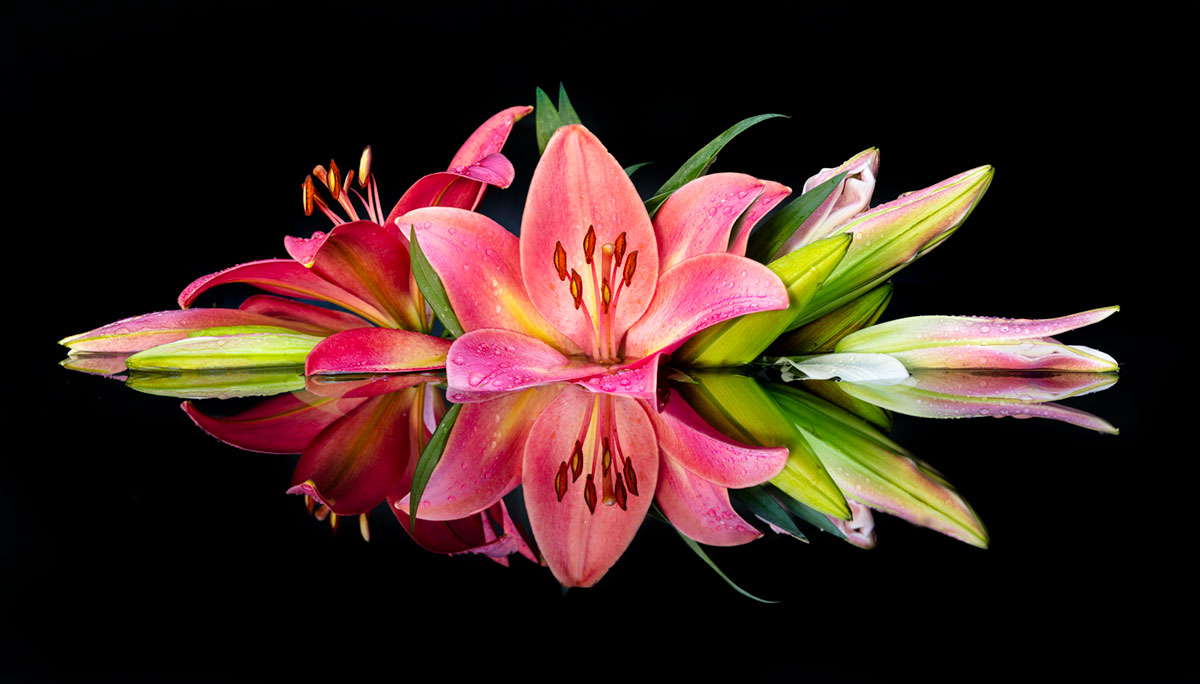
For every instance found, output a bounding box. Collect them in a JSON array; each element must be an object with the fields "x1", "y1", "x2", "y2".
[
  {"x1": 124, "y1": 331, "x2": 322, "y2": 371},
  {"x1": 792, "y1": 165, "x2": 995, "y2": 329},
  {"x1": 775, "y1": 283, "x2": 893, "y2": 354},
  {"x1": 774, "y1": 148, "x2": 879, "y2": 258}
]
